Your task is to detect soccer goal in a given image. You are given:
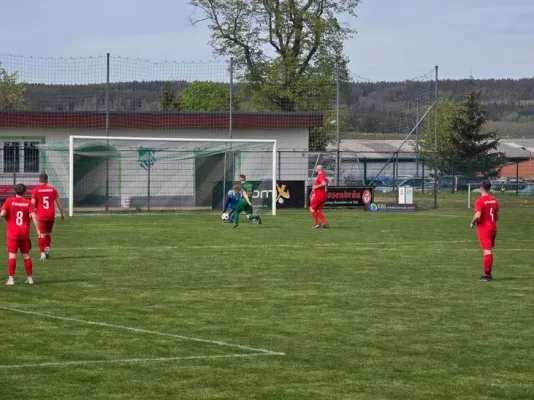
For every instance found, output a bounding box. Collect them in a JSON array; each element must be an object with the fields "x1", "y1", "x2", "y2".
[{"x1": 66, "y1": 136, "x2": 277, "y2": 216}]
